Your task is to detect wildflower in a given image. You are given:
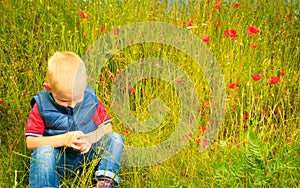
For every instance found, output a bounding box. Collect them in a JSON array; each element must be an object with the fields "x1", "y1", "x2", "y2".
[
  {"x1": 201, "y1": 138, "x2": 208, "y2": 148},
  {"x1": 234, "y1": 3, "x2": 239, "y2": 8},
  {"x1": 202, "y1": 36, "x2": 210, "y2": 43},
  {"x1": 285, "y1": 13, "x2": 293, "y2": 19},
  {"x1": 123, "y1": 130, "x2": 129, "y2": 134},
  {"x1": 246, "y1": 26, "x2": 260, "y2": 38},
  {"x1": 182, "y1": 21, "x2": 186, "y2": 25},
  {"x1": 79, "y1": 11, "x2": 88, "y2": 19},
  {"x1": 76, "y1": 21, "x2": 81, "y2": 26},
  {"x1": 215, "y1": 4, "x2": 221, "y2": 9},
  {"x1": 232, "y1": 106, "x2": 237, "y2": 111},
  {"x1": 176, "y1": 79, "x2": 183, "y2": 83},
  {"x1": 199, "y1": 126, "x2": 207, "y2": 132},
  {"x1": 287, "y1": 139, "x2": 292, "y2": 143},
  {"x1": 0, "y1": 100, "x2": 3, "y2": 105},
  {"x1": 101, "y1": 77, "x2": 106, "y2": 83},
  {"x1": 187, "y1": 20, "x2": 194, "y2": 27},
  {"x1": 246, "y1": 26, "x2": 260, "y2": 35},
  {"x1": 215, "y1": 21, "x2": 221, "y2": 29},
  {"x1": 129, "y1": 86, "x2": 136, "y2": 94},
  {"x1": 229, "y1": 82, "x2": 239, "y2": 89},
  {"x1": 194, "y1": 138, "x2": 201, "y2": 144},
  {"x1": 250, "y1": 42, "x2": 258, "y2": 48},
  {"x1": 267, "y1": 76, "x2": 280, "y2": 84},
  {"x1": 224, "y1": 29, "x2": 238, "y2": 39},
  {"x1": 114, "y1": 28, "x2": 120, "y2": 35},
  {"x1": 280, "y1": 71, "x2": 286, "y2": 76},
  {"x1": 120, "y1": 85, "x2": 135, "y2": 94},
  {"x1": 85, "y1": 48, "x2": 92, "y2": 55},
  {"x1": 243, "y1": 112, "x2": 249, "y2": 120},
  {"x1": 251, "y1": 73, "x2": 262, "y2": 81},
  {"x1": 100, "y1": 25, "x2": 106, "y2": 34}
]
